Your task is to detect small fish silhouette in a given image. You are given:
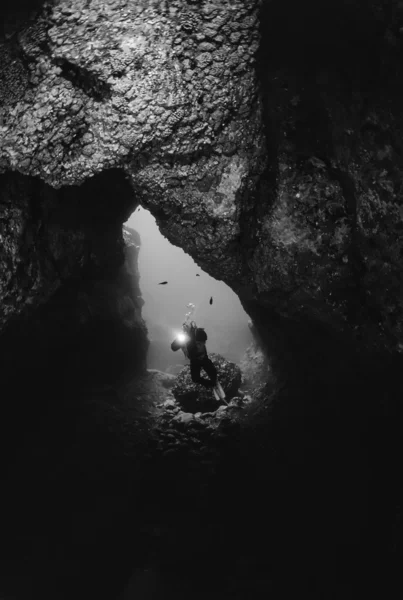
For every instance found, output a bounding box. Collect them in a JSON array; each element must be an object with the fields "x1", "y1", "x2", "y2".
[
  {"x1": 196, "y1": 274, "x2": 200, "y2": 277},
  {"x1": 209, "y1": 296, "x2": 213, "y2": 305},
  {"x1": 158, "y1": 281, "x2": 168, "y2": 285}
]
